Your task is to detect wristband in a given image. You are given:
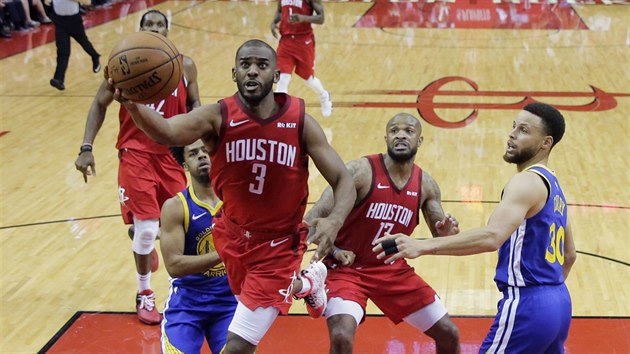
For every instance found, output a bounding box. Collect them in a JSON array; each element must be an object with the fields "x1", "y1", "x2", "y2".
[{"x1": 79, "y1": 144, "x2": 93, "y2": 155}]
